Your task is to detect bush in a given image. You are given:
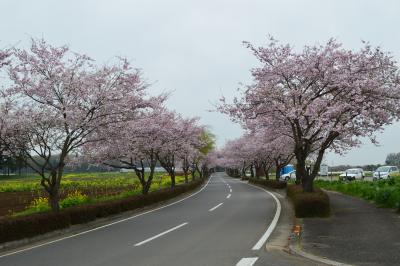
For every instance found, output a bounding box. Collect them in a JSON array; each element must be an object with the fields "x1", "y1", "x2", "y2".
[
  {"x1": 249, "y1": 178, "x2": 287, "y2": 189},
  {"x1": 60, "y1": 191, "x2": 89, "y2": 209},
  {"x1": 0, "y1": 212, "x2": 70, "y2": 243},
  {"x1": 13, "y1": 197, "x2": 51, "y2": 217},
  {"x1": 0, "y1": 178, "x2": 205, "y2": 244},
  {"x1": 287, "y1": 185, "x2": 330, "y2": 218},
  {"x1": 29, "y1": 197, "x2": 51, "y2": 212}
]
